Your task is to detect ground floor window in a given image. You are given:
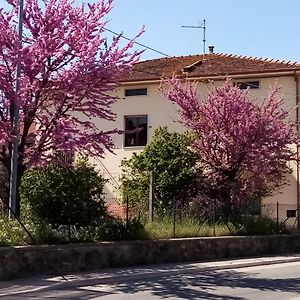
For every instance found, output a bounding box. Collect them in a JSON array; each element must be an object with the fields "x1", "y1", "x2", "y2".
[{"x1": 124, "y1": 115, "x2": 148, "y2": 147}]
